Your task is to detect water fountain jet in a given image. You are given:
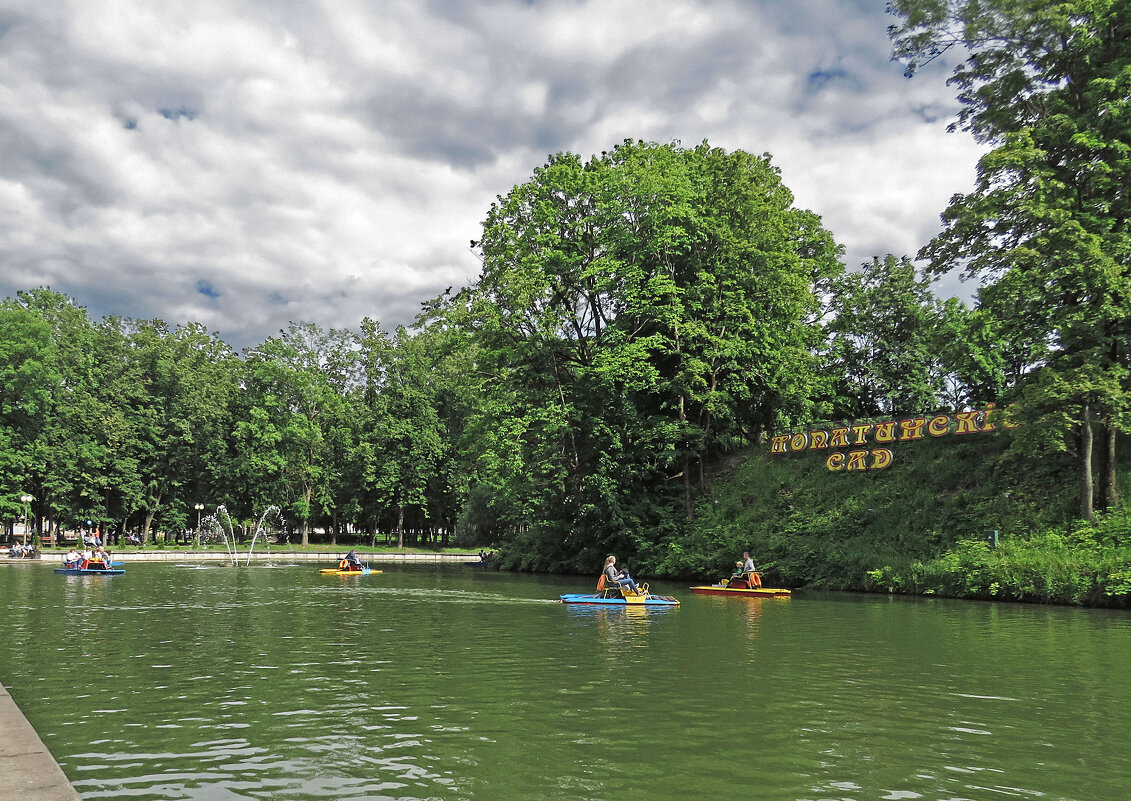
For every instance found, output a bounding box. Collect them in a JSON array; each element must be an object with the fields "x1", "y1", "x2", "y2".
[{"x1": 200, "y1": 505, "x2": 283, "y2": 566}]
